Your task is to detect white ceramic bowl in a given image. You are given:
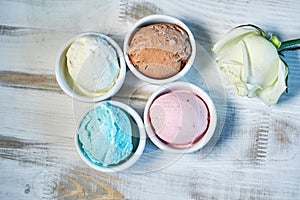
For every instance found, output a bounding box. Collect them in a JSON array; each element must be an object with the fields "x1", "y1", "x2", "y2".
[
  {"x1": 123, "y1": 14, "x2": 196, "y2": 85},
  {"x1": 75, "y1": 101, "x2": 146, "y2": 172},
  {"x1": 55, "y1": 32, "x2": 126, "y2": 103},
  {"x1": 144, "y1": 82, "x2": 217, "y2": 153}
]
